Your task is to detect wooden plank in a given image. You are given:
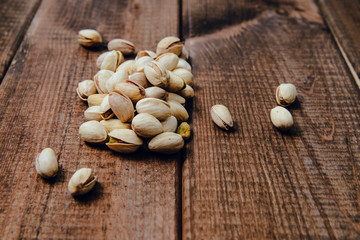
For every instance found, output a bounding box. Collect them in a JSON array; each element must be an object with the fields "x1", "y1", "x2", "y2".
[
  {"x1": 182, "y1": 0, "x2": 360, "y2": 239},
  {"x1": 0, "y1": 0, "x2": 180, "y2": 239},
  {"x1": 317, "y1": 0, "x2": 360, "y2": 88},
  {"x1": 0, "y1": 0, "x2": 41, "y2": 82}
]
